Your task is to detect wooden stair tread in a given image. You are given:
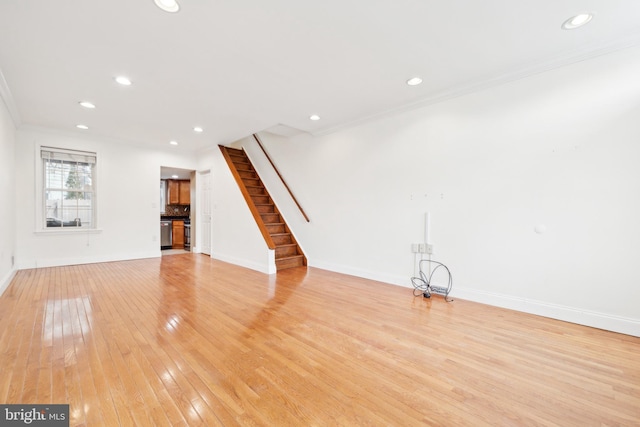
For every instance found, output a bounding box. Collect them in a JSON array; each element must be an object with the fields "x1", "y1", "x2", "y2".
[{"x1": 275, "y1": 254, "x2": 305, "y2": 260}]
